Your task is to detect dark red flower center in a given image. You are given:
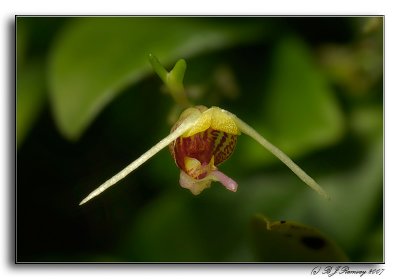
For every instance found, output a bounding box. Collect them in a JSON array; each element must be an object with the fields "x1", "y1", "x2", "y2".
[{"x1": 170, "y1": 128, "x2": 237, "y2": 179}]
